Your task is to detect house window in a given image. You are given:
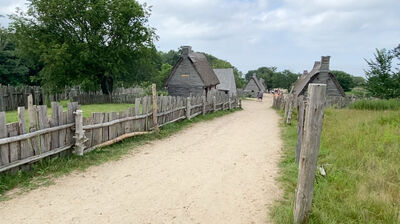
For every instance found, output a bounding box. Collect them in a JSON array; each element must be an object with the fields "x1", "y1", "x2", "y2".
[{"x1": 181, "y1": 74, "x2": 189, "y2": 78}]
